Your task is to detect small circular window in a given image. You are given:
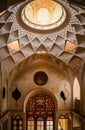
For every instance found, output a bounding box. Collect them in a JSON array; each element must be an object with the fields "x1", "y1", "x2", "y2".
[
  {"x1": 34, "y1": 71, "x2": 48, "y2": 86},
  {"x1": 21, "y1": 0, "x2": 66, "y2": 30}
]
